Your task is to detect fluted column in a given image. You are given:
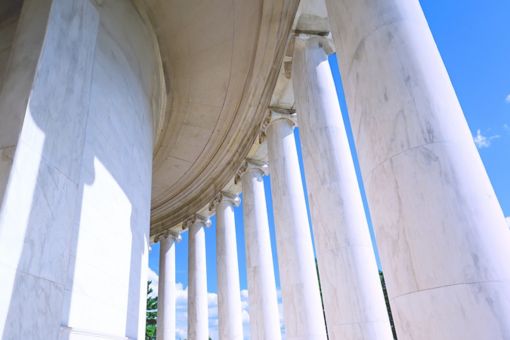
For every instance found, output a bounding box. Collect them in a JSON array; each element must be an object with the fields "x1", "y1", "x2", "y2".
[
  {"x1": 292, "y1": 35, "x2": 393, "y2": 339},
  {"x1": 157, "y1": 232, "x2": 181, "y2": 340},
  {"x1": 211, "y1": 192, "x2": 244, "y2": 340},
  {"x1": 238, "y1": 161, "x2": 281, "y2": 340},
  {"x1": 186, "y1": 215, "x2": 211, "y2": 340},
  {"x1": 325, "y1": 0, "x2": 510, "y2": 339},
  {"x1": 265, "y1": 113, "x2": 327, "y2": 339}
]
